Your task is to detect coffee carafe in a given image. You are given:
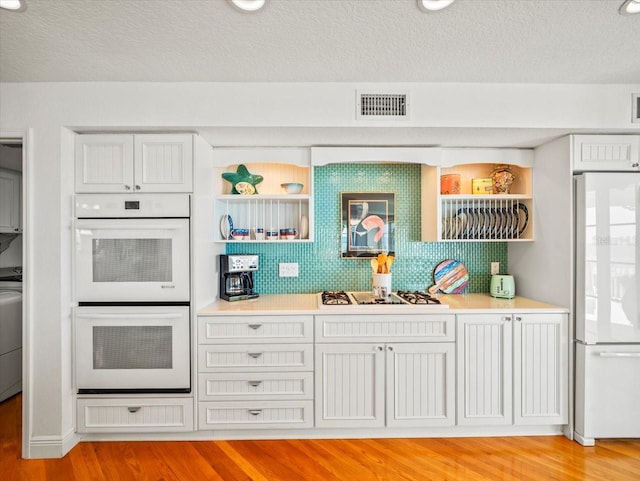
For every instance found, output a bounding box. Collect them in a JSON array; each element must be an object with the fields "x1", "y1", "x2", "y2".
[{"x1": 219, "y1": 254, "x2": 259, "y2": 301}]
